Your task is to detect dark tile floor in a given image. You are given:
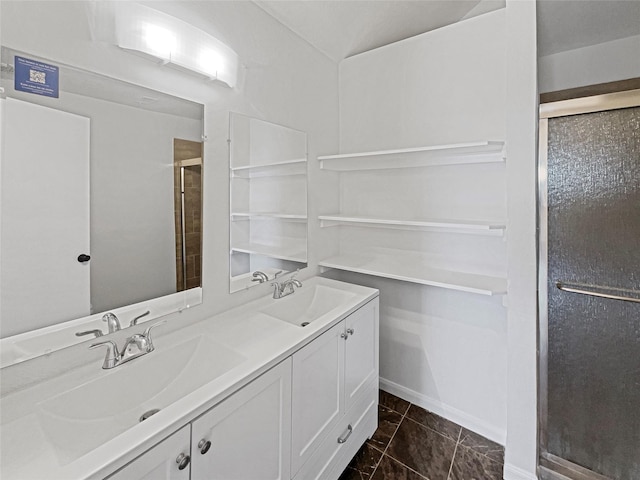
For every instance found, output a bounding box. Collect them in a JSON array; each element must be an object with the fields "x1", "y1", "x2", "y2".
[{"x1": 339, "y1": 390, "x2": 504, "y2": 480}]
